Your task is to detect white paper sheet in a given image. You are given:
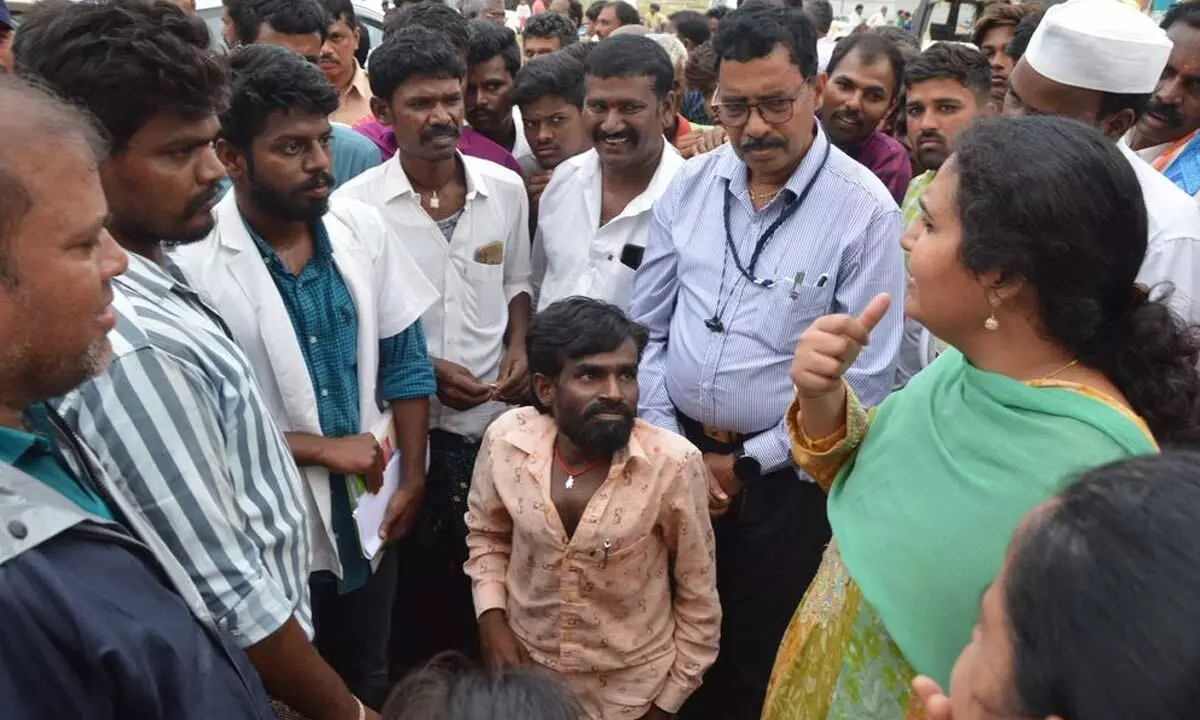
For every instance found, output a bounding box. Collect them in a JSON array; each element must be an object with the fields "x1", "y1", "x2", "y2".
[{"x1": 353, "y1": 412, "x2": 398, "y2": 561}]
